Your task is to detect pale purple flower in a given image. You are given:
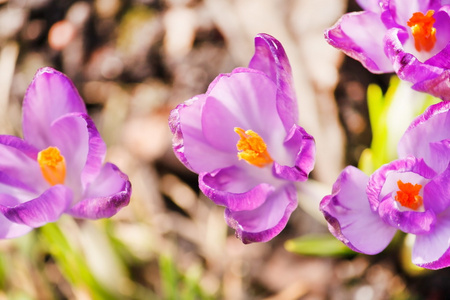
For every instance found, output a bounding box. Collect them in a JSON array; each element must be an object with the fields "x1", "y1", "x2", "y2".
[
  {"x1": 321, "y1": 101, "x2": 450, "y2": 269},
  {"x1": 325, "y1": 0, "x2": 450, "y2": 100},
  {"x1": 169, "y1": 33, "x2": 315, "y2": 244},
  {"x1": 0, "y1": 67, "x2": 131, "y2": 239}
]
